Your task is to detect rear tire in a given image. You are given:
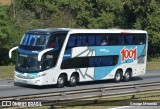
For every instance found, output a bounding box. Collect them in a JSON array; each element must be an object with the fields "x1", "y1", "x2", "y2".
[
  {"x1": 114, "y1": 70, "x2": 122, "y2": 83},
  {"x1": 124, "y1": 70, "x2": 131, "y2": 82},
  {"x1": 68, "y1": 74, "x2": 78, "y2": 87},
  {"x1": 57, "y1": 75, "x2": 66, "y2": 88}
]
